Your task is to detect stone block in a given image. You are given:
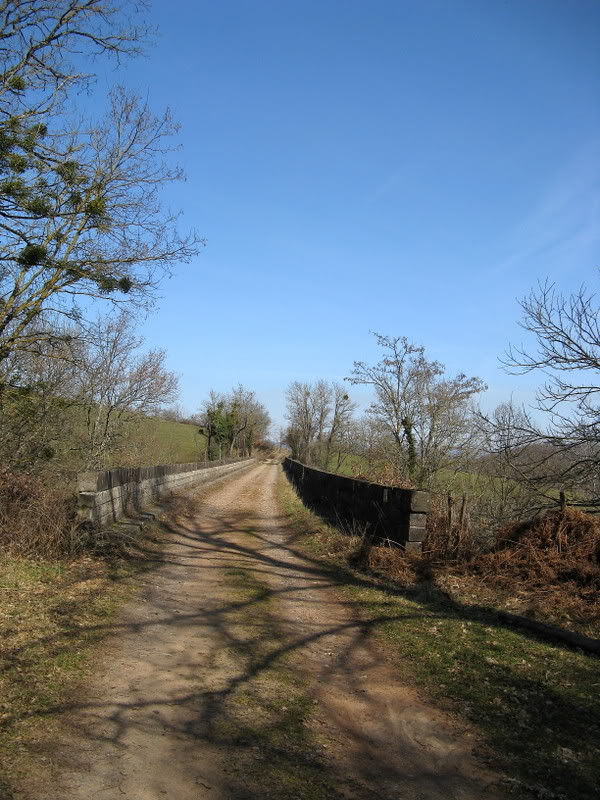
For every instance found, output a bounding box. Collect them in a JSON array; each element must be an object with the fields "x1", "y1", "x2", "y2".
[
  {"x1": 410, "y1": 490, "x2": 431, "y2": 513},
  {"x1": 406, "y1": 522, "x2": 427, "y2": 542},
  {"x1": 77, "y1": 491, "x2": 96, "y2": 508}
]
